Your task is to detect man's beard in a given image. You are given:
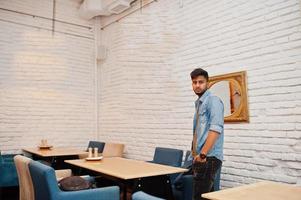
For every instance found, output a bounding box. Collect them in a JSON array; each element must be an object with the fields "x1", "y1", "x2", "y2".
[{"x1": 195, "y1": 89, "x2": 207, "y2": 97}]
